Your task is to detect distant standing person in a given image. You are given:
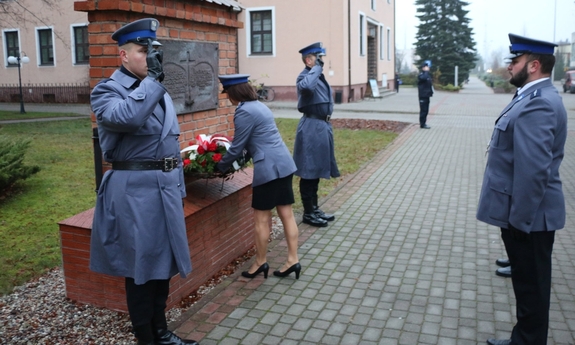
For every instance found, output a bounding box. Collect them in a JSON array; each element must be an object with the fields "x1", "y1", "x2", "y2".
[
  {"x1": 477, "y1": 34, "x2": 566, "y2": 345},
  {"x1": 293, "y1": 42, "x2": 340, "y2": 227},
  {"x1": 394, "y1": 72, "x2": 400, "y2": 92},
  {"x1": 417, "y1": 62, "x2": 433, "y2": 129}
]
